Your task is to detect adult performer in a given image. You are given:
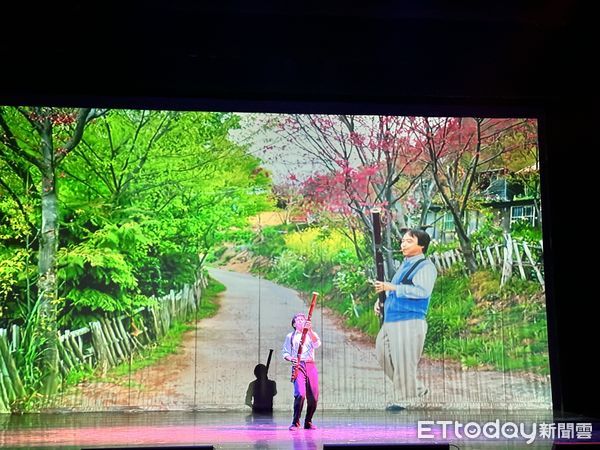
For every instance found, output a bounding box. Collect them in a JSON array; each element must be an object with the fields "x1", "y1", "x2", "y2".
[{"x1": 373, "y1": 228, "x2": 437, "y2": 410}]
